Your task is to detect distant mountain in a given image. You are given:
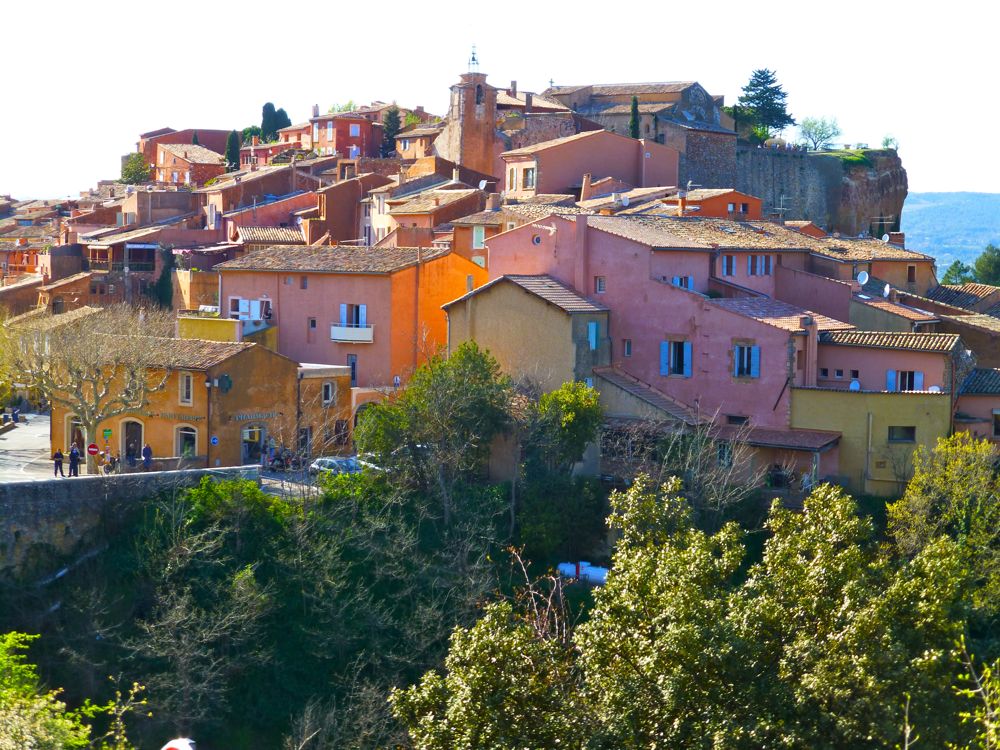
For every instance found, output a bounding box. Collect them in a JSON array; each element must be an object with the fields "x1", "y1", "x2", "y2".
[{"x1": 901, "y1": 192, "x2": 1000, "y2": 269}]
